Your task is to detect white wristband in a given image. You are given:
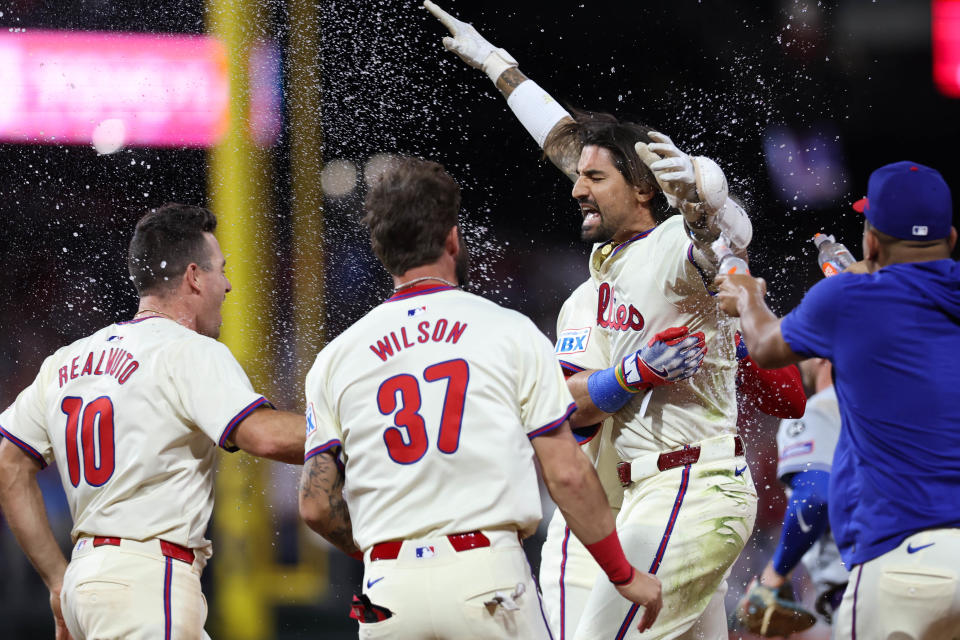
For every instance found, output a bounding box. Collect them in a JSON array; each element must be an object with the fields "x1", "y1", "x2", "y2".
[
  {"x1": 715, "y1": 198, "x2": 753, "y2": 250},
  {"x1": 482, "y1": 48, "x2": 518, "y2": 84},
  {"x1": 505, "y1": 80, "x2": 571, "y2": 148}
]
